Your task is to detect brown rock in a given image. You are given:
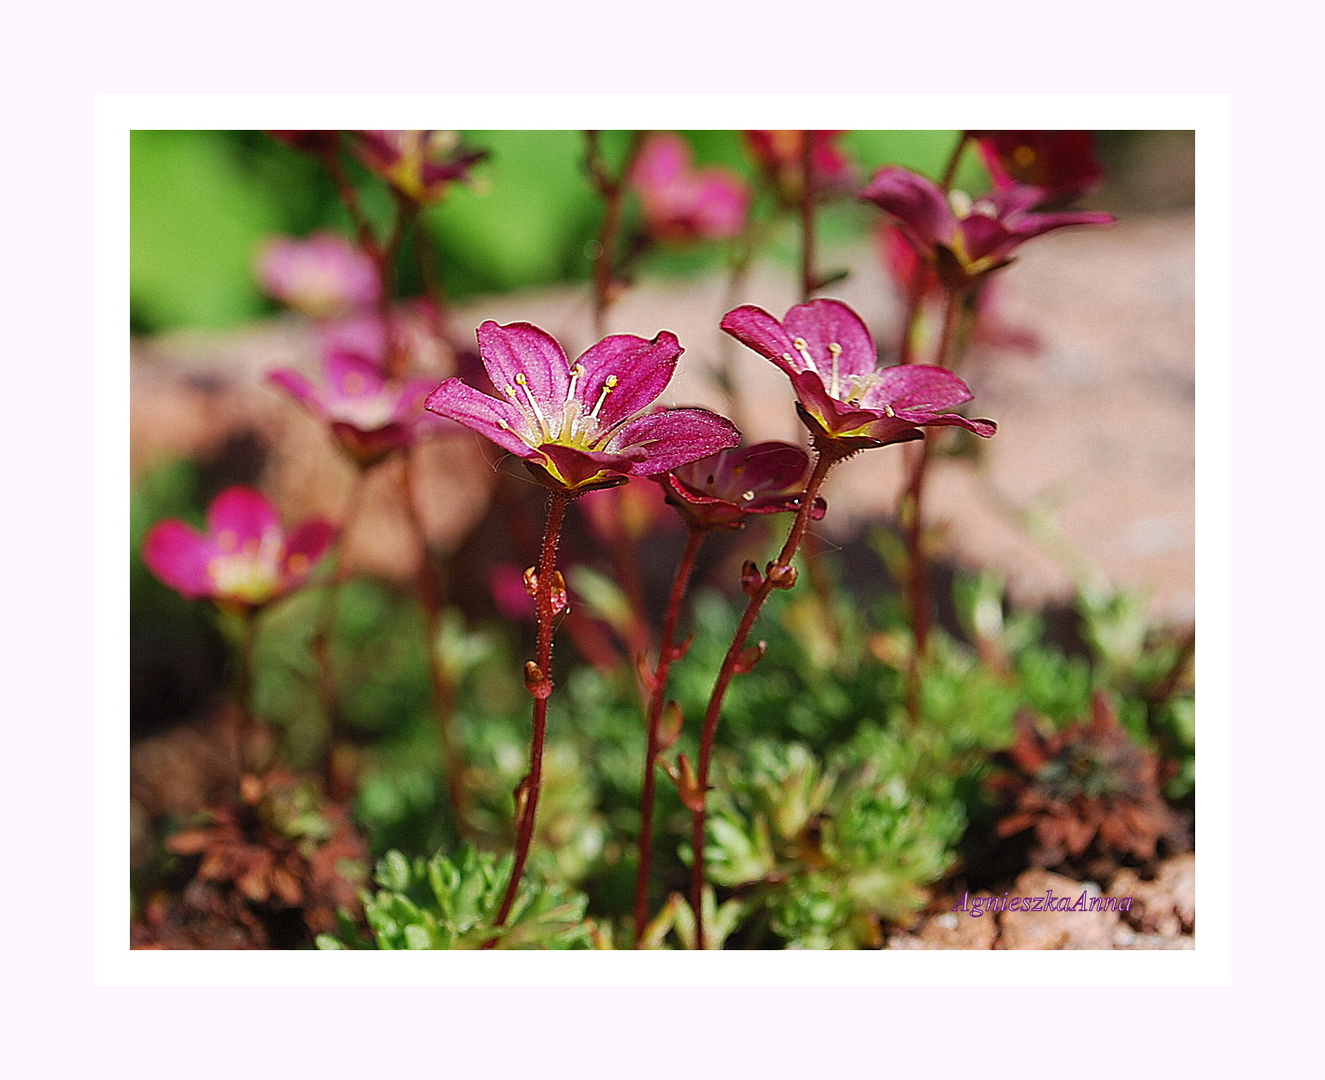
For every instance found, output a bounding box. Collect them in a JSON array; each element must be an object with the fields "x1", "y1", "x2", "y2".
[
  {"x1": 1110, "y1": 853, "x2": 1195, "y2": 935},
  {"x1": 911, "y1": 901, "x2": 1001, "y2": 949},
  {"x1": 997, "y1": 869, "x2": 1121, "y2": 949}
]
